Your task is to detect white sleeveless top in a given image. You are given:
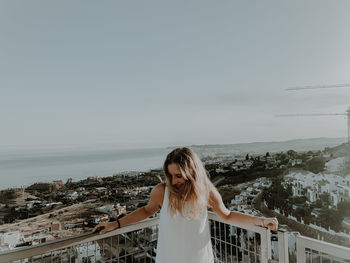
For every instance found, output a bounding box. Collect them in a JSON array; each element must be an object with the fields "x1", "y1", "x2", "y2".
[{"x1": 155, "y1": 186, "x2": 214, "y2": 263}]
